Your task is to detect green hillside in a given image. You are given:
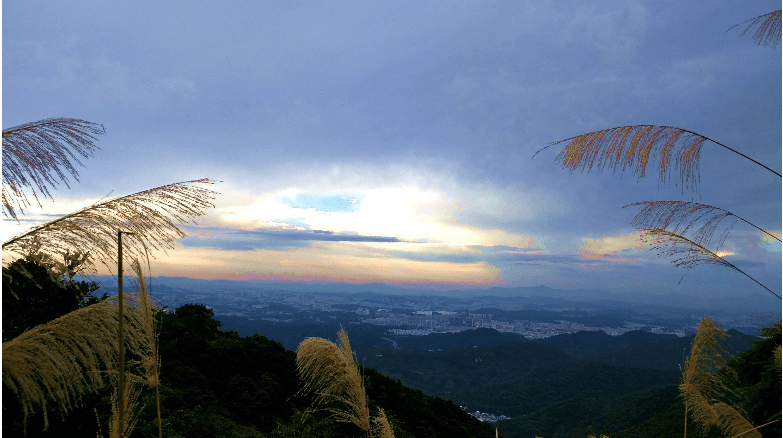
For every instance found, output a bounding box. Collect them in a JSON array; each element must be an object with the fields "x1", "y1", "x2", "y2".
[
  {"x1": 3, "y1": 304, "x2": 496, "y2": 438},
  {"x1": 358, "y1": 343, "x2": 681, "y2": 417},
  {"x1": 495, "y1": 325, "x2": 781, "y2": 438},
  {"x1": 571, "y1": 329, "x2": 758, "y2": 372}
]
